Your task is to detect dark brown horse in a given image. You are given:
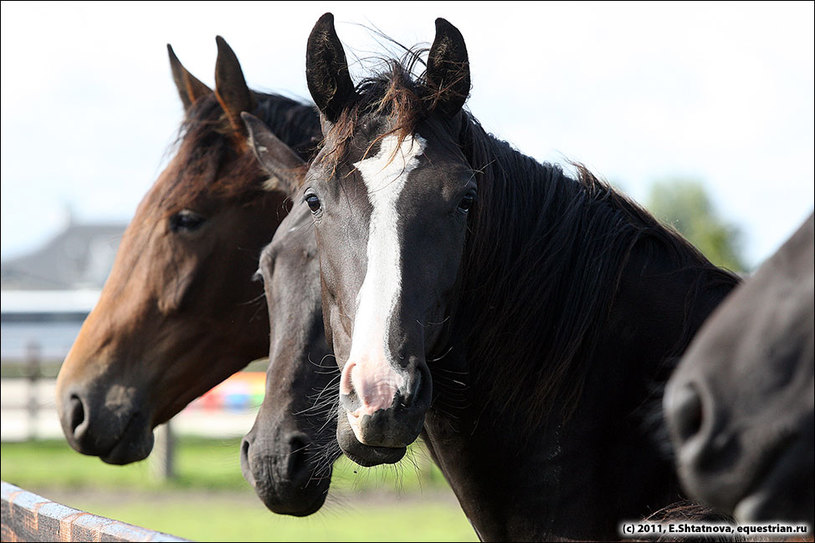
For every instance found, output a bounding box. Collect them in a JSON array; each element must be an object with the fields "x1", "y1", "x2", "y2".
[
  {"x1": 235, "y1": 117, "x2": 339, "y2": 514},
  {"x1": 54, "y1": 36, "x2": 321, "y2": 465},
  {"x1": 665, "y1": 212, "x2": 814, "y2": 528},
  {"x1": 246, "y1": 13, "x2": 742, "y2": 540},
  {"x1": 238, "y1": 180, "x2": 340, "y2": 516}
]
